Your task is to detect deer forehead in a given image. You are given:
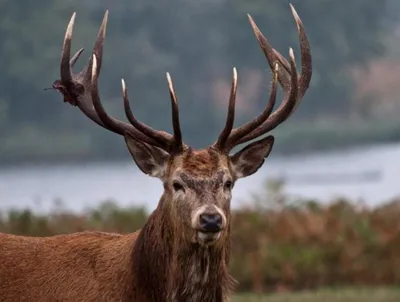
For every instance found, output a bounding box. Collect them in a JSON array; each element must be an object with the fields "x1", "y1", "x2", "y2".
[{"x1": 170, "y1": 148, "x2": 232, "y2": 179}]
